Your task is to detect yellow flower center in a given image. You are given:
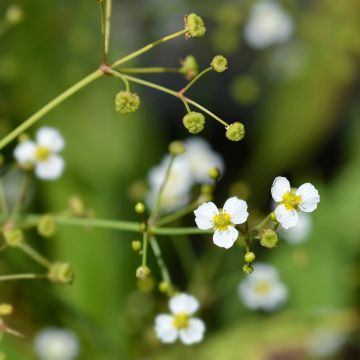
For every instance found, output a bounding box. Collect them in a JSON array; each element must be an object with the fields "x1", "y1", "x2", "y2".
[
  {"x1": 34, "y1": 146, "x2": 51, "y2": 162},
  {"x1": 282, "y1": 190, "x2": 302, "y2": 211},
  {"x1": 254, "y1": 281, "x2": 271, "y2": 296},
  {"x1": 173, "y1": 312, "x2": 190, "y2": 330},
  {"x1": 212, "y1": 209, "x2": 232, "y2": 231}
]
